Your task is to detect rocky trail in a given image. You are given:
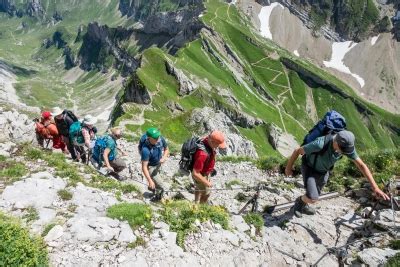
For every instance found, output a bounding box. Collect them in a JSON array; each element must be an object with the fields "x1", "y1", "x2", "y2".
[{"x1": 0, "y1": 108, "x2": 399, "y2": 266}]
